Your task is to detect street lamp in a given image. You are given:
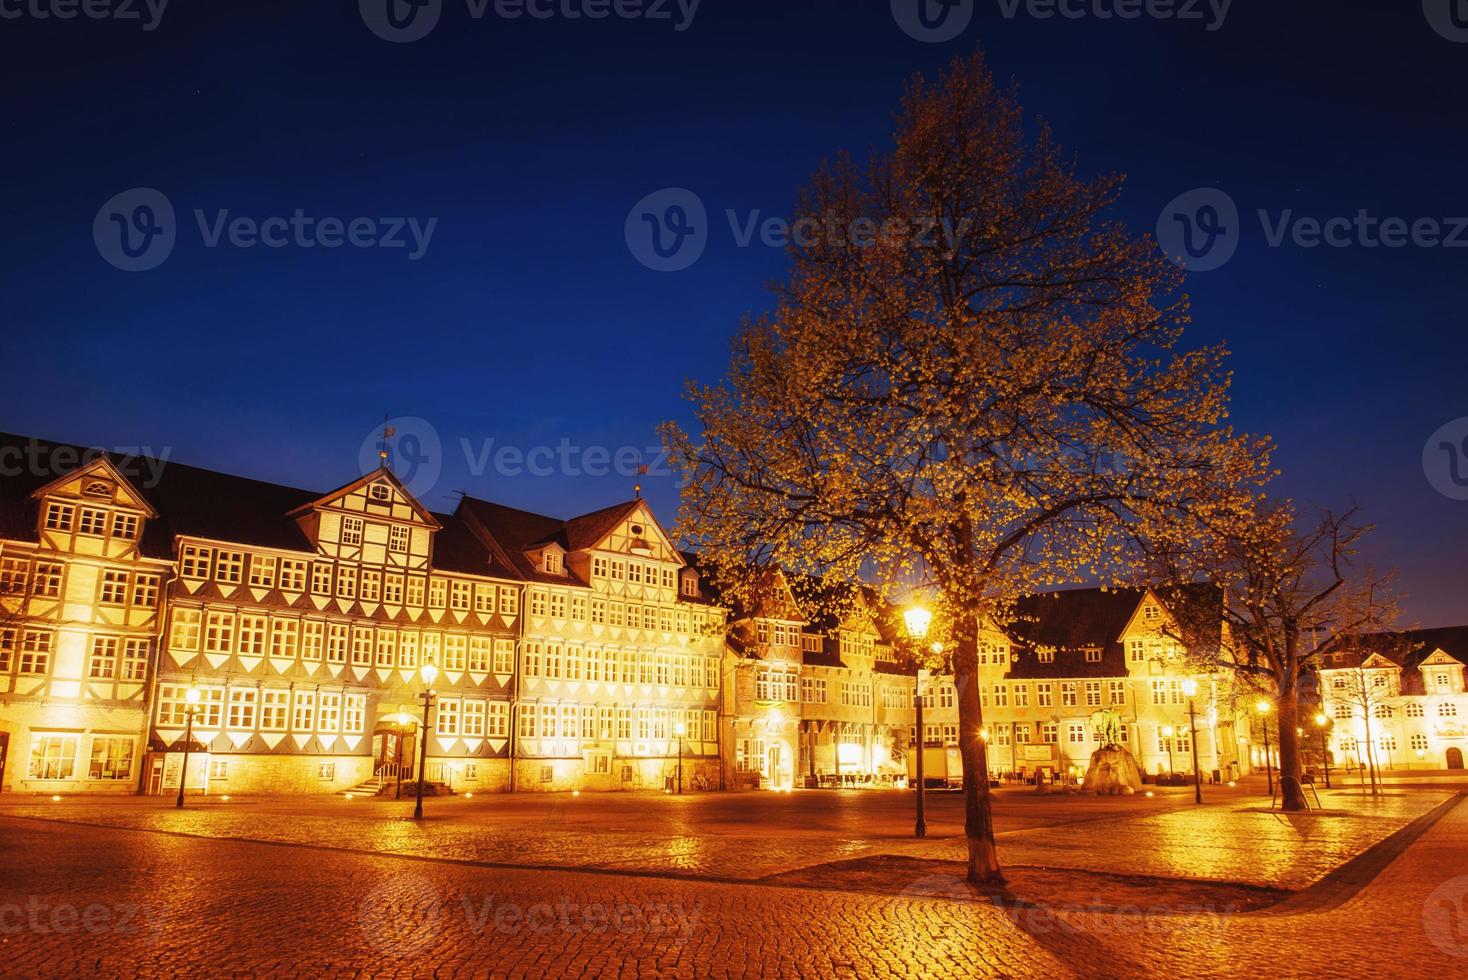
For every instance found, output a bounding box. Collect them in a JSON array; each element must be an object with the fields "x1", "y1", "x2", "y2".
[
  {"x1": 1256, "y1": 699, "x2": 1274, "y2": 796},
  {"x1": 1161, "y1": 725, "x2": 1175, "y2": 779},
  {"x1": 1313, "y1": 712, "x2": 1331, "y2": 789},
  {"x1": 413, "y1": 663, "x2": 439, "y2": 820},
  {"x1": 1183, "y1": 678, "x2": 1203, "y2": 804},
  {"x1": 903, "y1": 605, "x2": 931, "y2": 840},
  {"x1": 392, "y1": 707, "x2": 414, "y2": 799},
  {"x1": 674, "y1": 720, "x2": 687, "y2": 794},
  {"x1": 174, "y1": 685, "x2": 202, "y2": 809}
]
